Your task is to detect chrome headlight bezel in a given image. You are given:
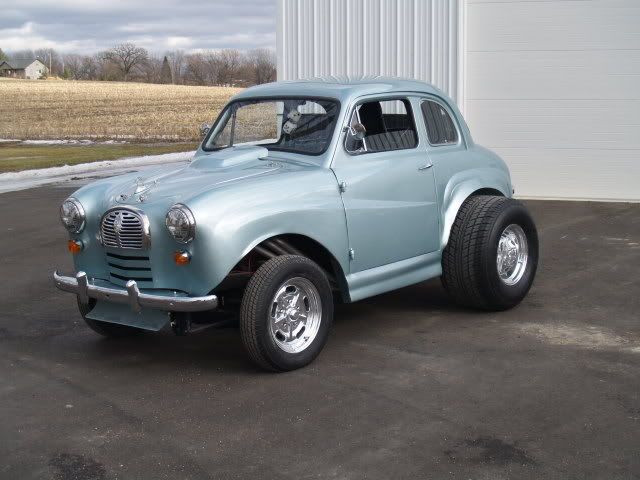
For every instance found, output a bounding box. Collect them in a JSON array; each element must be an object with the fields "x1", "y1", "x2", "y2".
[
  {"x1": 60, "y1": 198, "x2": 86, "y2": 233},
  {"x1": 165, "y1": 204, "x2": 196, "y2": 244}
]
